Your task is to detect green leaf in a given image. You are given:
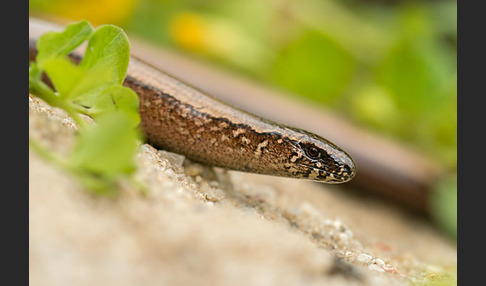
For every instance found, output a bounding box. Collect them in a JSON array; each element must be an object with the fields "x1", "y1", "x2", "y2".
[
  {"x1": 36, "y1": 20, "x2": 94, "y2": 67},
  {"x1": 30, "y1": 19, "x2": 142, "y2": 196},
  {"x1": 41, "y1": 57, "x2": 84, "y2": 98},
  {"x1": 271, "y1": 30, "x2": 354, "y2": 105},
  {"x1": 71, "y1": 25, "x2": 131, "y2": 108},
  {"x1": 376, "y1": 39, "x2": 454, "y2": 115},
  {"x1": 41, "y1": 57, "x2": 114, "y2": 104},
  {"x1": 29, "y1": 62, "x2": 42, "y2": 81},
  {"x1": 68, "y1": 65, "x2": 113, "y2": 103},
  {"x1": 29, "y1": 62, "x2": 59, "y2": 106},
  {"x1": 80, "y1": 25, "x2": 130, "y2": 85},
  {"x1": 70, "y1": 112, "x2": 141, "y2": 176},
  {"x1": 430, "y1": 174, "x2": 457, "y2": 239},
  {"x1": 87, "y1": 85, "x2": 141, "y2": 126}
]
